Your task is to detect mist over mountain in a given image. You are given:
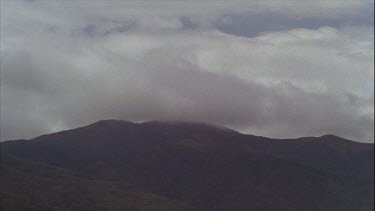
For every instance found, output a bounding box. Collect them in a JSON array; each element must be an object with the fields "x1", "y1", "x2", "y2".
[
  {"x1": 1, "y1": 120, "x2": 373, "y2": 211},
  {"x1": 2, "y1": 1, "x2": 373, "y2": 210},
  {"x1": 2, "y1": 1, "x2": 374, "y2": 143}
]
